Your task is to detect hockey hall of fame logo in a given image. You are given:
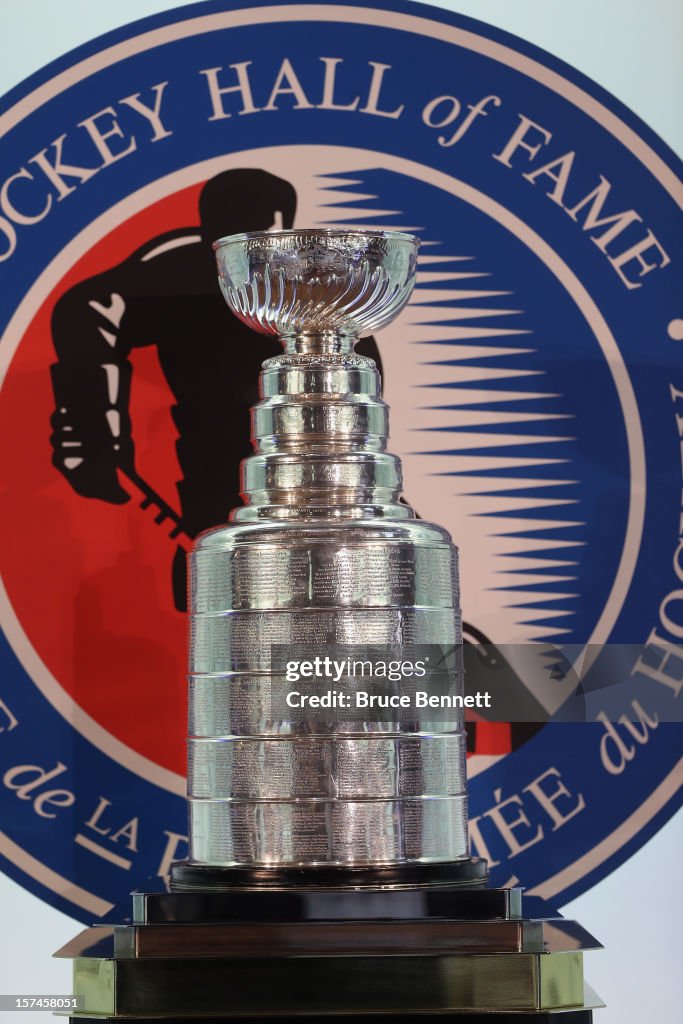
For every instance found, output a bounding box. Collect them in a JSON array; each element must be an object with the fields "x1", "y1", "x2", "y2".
[{"x1": 0, "y1": 0, "x2": 681, "y2": 923}]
